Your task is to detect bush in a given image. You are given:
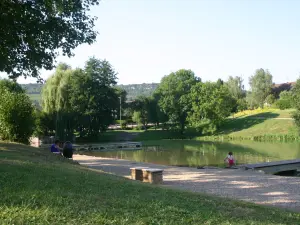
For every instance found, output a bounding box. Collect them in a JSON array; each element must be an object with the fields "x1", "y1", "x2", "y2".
[
  {"x1": 275, "y1": 91, "x2": 293, "y2": 109},
  {"x1": 275, "y1": 99, "x2": 293, "y2": 110},
  {"x1": 0, "y1": 85, "x2": 35, "y2": 143},
  {"x1": 236, "y1": 98, "x2": 248, "y2": 112},
  {"x1": 265, "y1": 94, "x2": 276, "y2": 105}
]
